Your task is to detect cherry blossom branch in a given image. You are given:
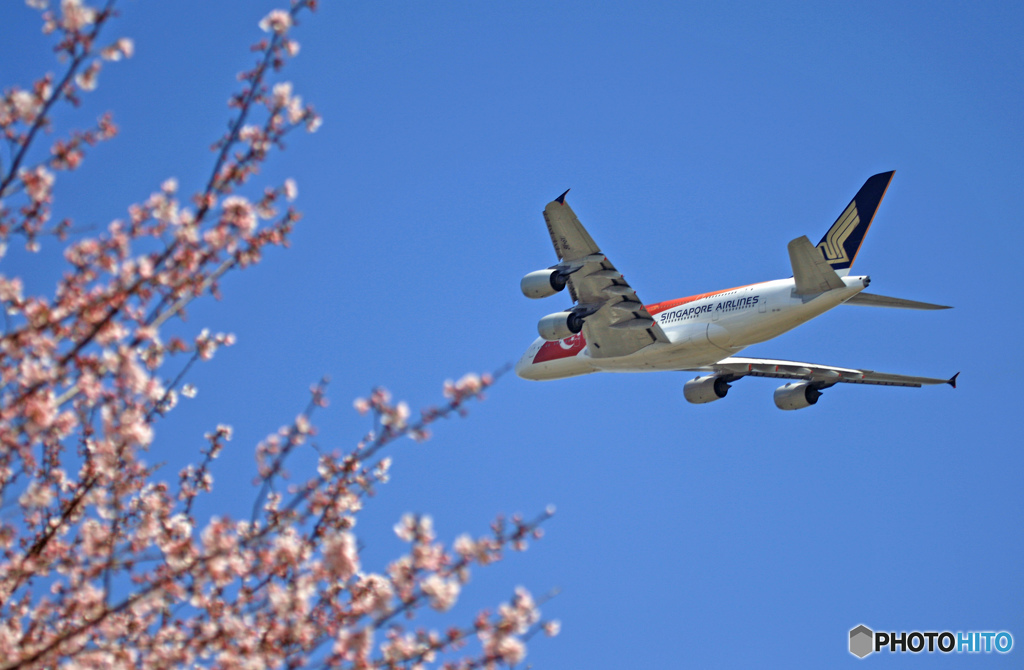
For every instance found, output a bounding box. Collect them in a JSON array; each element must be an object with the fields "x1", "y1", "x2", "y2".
[
  {"x1": 0, "y1": 3, "x2": 559, "y2": 668},
  {"x1": 354, "y1": 366, "x2": 510, "y2": 459},
  {"x1": 0, "y1": 0, "x2": 118, "y2": 198}
]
